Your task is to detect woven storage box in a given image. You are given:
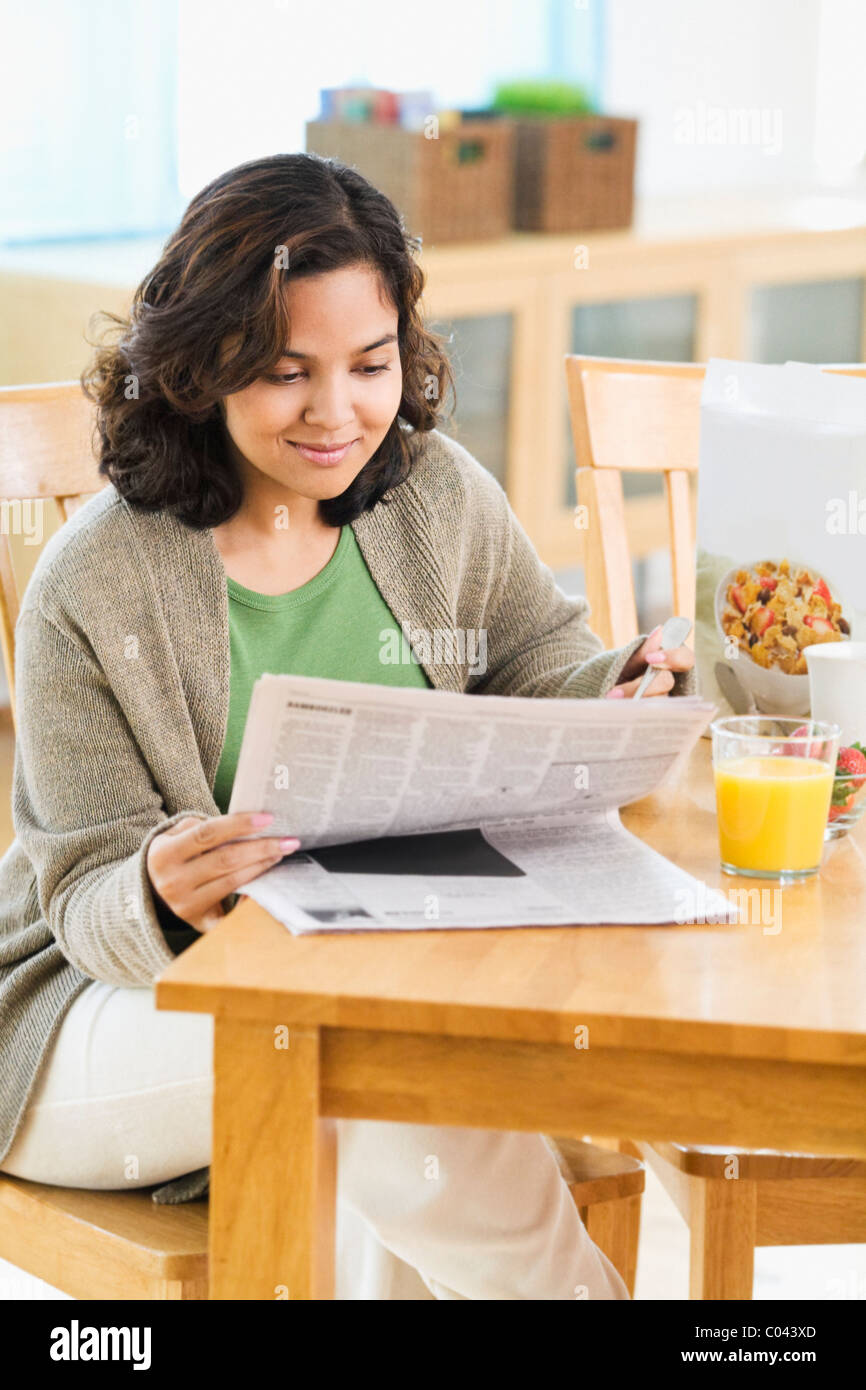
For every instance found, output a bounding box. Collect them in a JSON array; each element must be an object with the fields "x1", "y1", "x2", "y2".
[
  {"x1": 306, "y1": 118, "x2": 514, "y2": 244},
  {"x1": 511, "y1": 115, "x2": 637, "y2": 232}
]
